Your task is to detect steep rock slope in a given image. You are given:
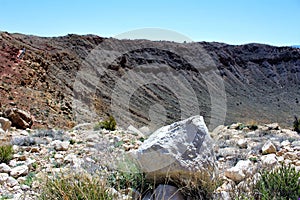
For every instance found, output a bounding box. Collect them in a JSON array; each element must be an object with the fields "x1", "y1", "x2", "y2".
[{"x1": 0, "y1": 32, "x2": 299, "y2": 130}]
